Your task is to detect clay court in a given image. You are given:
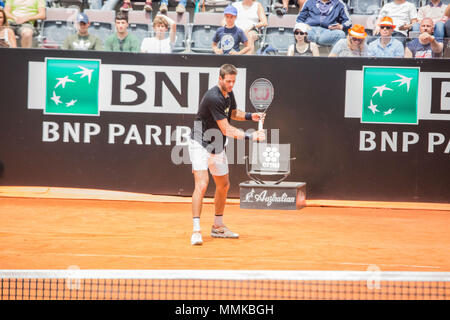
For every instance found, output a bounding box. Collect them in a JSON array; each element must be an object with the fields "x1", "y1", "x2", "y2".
[{"x1": 1, "y1": 187, "x2": 449, "y2": 272}]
